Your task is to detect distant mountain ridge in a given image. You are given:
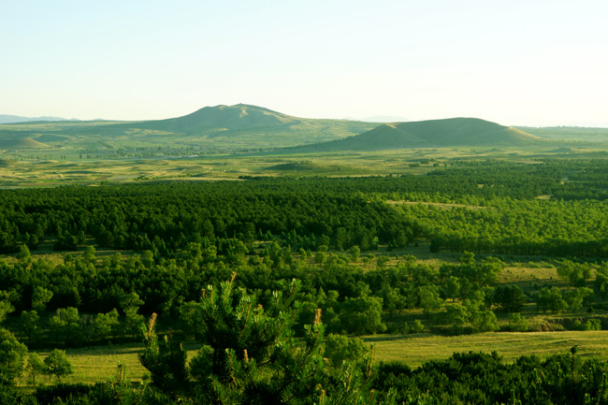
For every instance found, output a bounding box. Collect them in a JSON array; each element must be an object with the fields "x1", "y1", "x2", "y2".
[
  {"x1": 0, "y1": 106, "x2": 557, "y2": 153},
  {"x1": 0, "y1": 114, "x2": 75, "y2": 124},
  {"x1": 283, "y1": 117, "x2": 543, "y2": 153},
  {"x1": 0, "y1": 104, "x2": 375, "y2": 150}
]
